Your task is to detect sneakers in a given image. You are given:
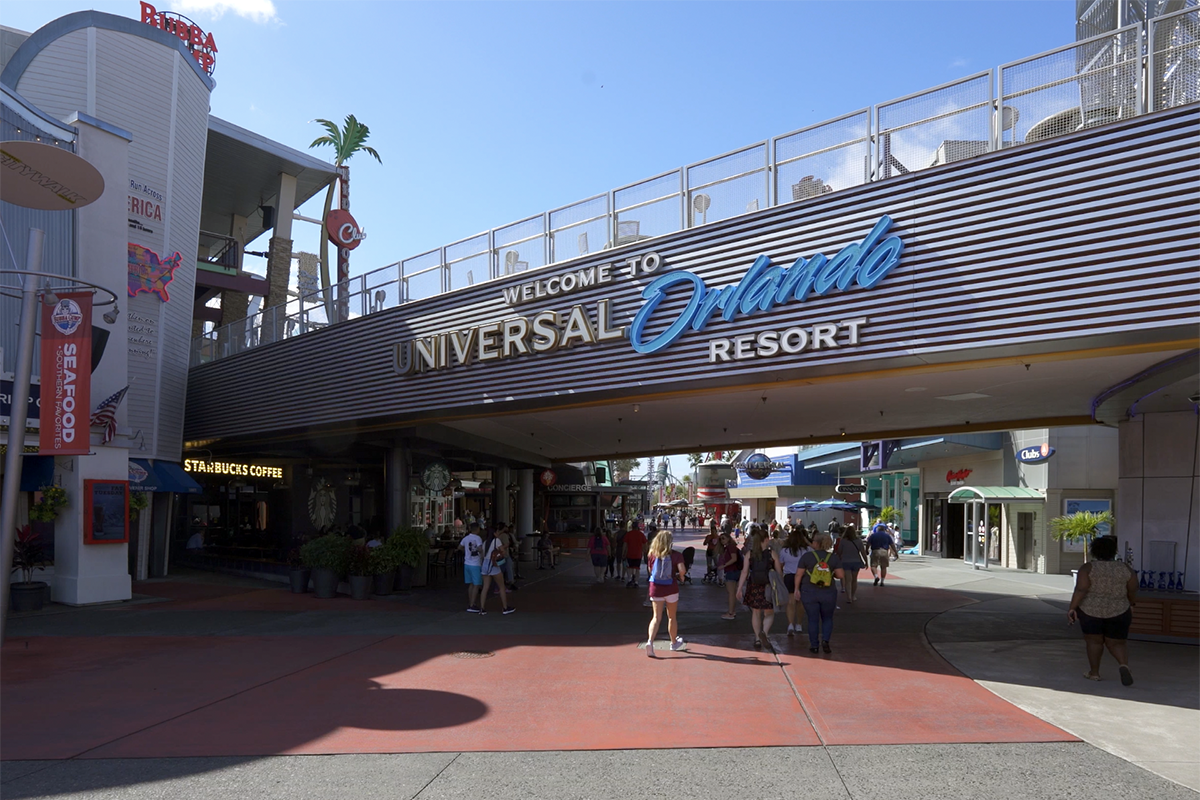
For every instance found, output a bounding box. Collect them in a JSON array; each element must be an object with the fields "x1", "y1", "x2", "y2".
[
  {"x1": 467, "y1": 606, "x2": 480, "y2": 614},
  {"x1": 721, "y1": 613, "x2": 736, "y2": 620},
  {"x1": 502, "y1": 606, "x2": 516, "y2": 615},
  {"x1": 822, "y1": 641, "x2": 832, "y2": 654},
  {"x1": 645, "y1": 640, "x2": 656, "y2": 657},
  {"x1": 874, "y1": 577, "x2": 880, "y2": 586},
  {"x1": 670, "y1": 638, "x2": 687, "y2": 652},
  {"x1": 787, "y1": 624, "x2": 795, "y2": 637}
]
